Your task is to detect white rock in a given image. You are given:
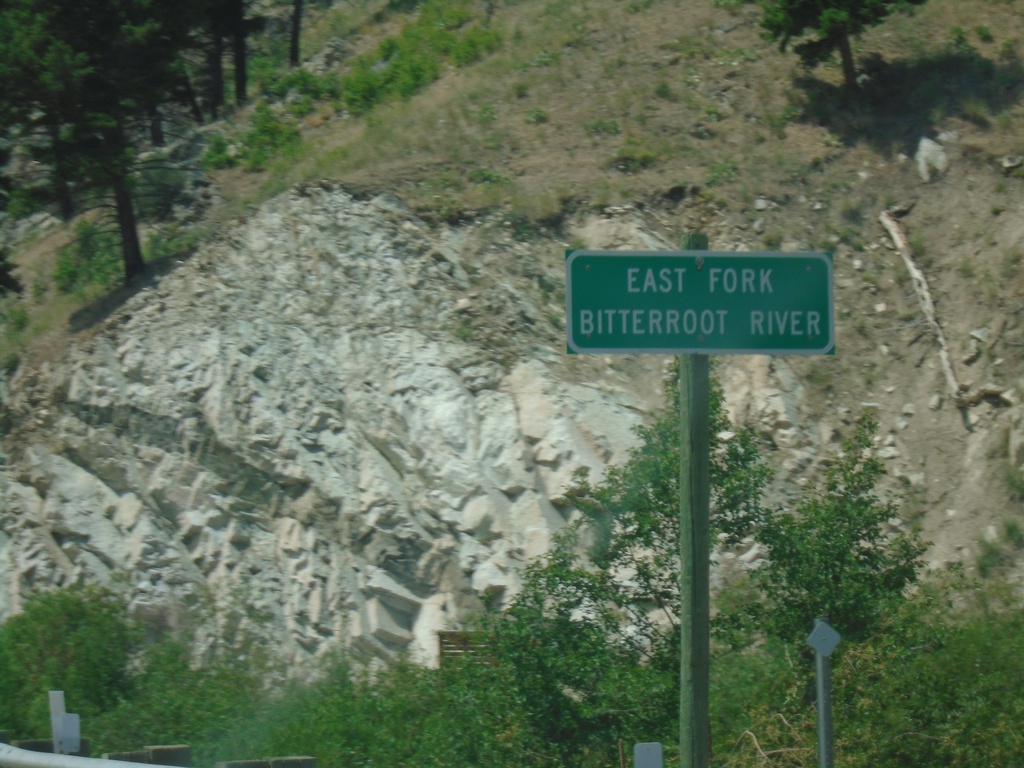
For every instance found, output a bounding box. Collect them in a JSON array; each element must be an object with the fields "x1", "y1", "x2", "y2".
[{"x1": 916, "y1": 138, "x2": 949, "y2": 182}]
